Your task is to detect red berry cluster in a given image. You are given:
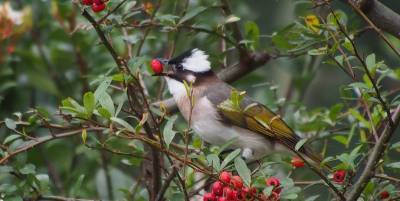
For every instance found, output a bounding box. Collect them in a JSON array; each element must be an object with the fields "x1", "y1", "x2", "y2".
[
  {"x1": 81, "y1": 0, "x2": 108, "y2": 13},
  {"x1": 203, "y1": 171, "x2": 282, "y2": 201}
]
